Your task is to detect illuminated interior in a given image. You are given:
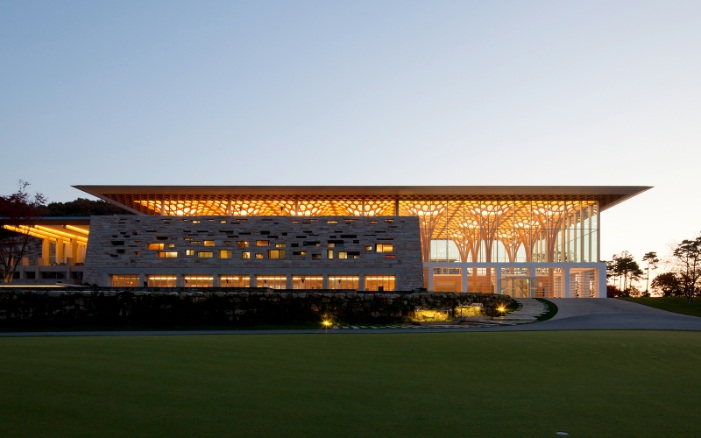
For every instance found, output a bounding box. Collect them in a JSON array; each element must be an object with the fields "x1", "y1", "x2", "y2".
[{"x1": 73, "y1": 185, "x2": 641, "y2": 265}]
